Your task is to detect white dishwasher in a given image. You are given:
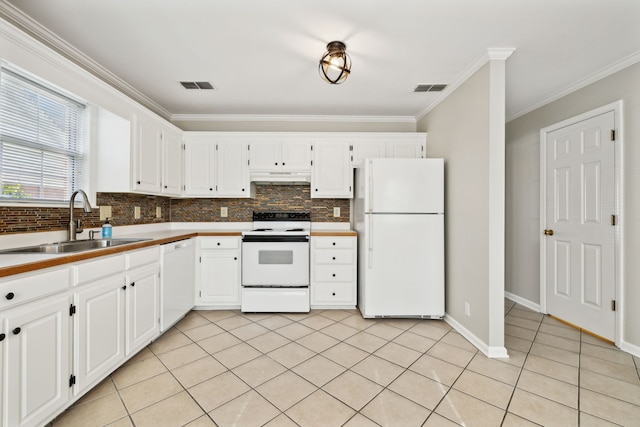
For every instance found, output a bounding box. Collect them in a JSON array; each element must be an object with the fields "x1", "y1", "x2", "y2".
[{"x1": 160, "y1": 238, "x2": 195, "y2": 331}]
